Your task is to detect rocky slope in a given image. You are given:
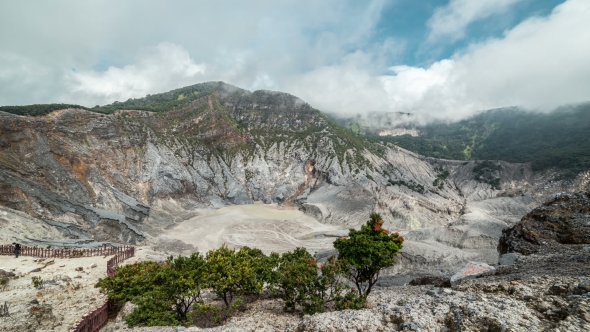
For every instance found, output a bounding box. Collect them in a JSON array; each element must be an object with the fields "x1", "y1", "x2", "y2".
[
  {"x1": 498, "y1": 191, "x2": 590, "y2": 255},
  {"x1": 1, "y1": 82, "x2": 589, "y2": 277}
]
